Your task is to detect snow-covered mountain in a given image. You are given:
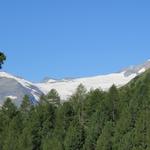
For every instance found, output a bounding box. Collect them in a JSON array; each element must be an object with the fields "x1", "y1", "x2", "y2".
[
  {"x1": 36, "y1": 59, "x2": 150, "y2": 100},
  {"x1": 0, "y1": 72, "x2": 43, "y2": 106},
  {"x1": 0, "y1": 59, "x2": 150, "y2": 105}
]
